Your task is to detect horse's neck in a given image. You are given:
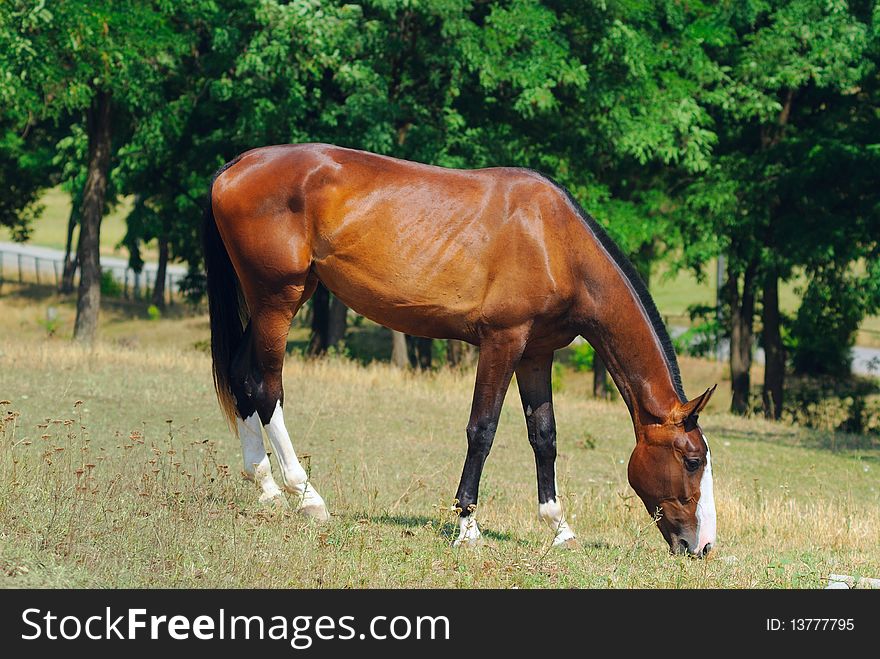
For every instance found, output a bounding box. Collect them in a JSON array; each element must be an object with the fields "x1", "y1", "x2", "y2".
[{"x1": 574, "y1": 251, "x2": 683, "y2": 430}]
